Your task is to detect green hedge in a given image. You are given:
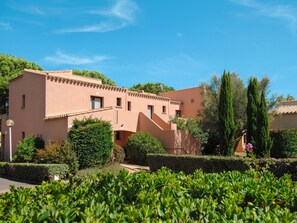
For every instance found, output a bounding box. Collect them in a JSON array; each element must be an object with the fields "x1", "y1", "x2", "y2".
[
  {"x1": 271, "y1": 130, "x2": 297, "y2": 158},
  {"x1": 147, "y1": 154, "x2": 297, "y2": 180},
  {"x1": 4, "y1": 163, "x2": 69, "y2": 183},
  {"x1": 0, "y1": 162, "x2": 7, "y2": 175},
  {"x1": 69, "y1": 118, "x2": 113, "y2": 169}
]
